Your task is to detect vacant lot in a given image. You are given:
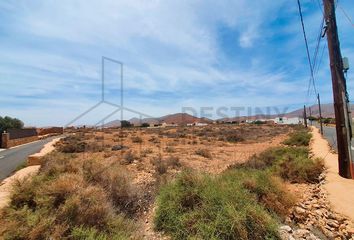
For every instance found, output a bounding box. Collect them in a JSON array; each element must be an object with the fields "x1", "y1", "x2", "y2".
[{"x1": 1, "y1": 124, "x2": 300, "y2": 239}]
